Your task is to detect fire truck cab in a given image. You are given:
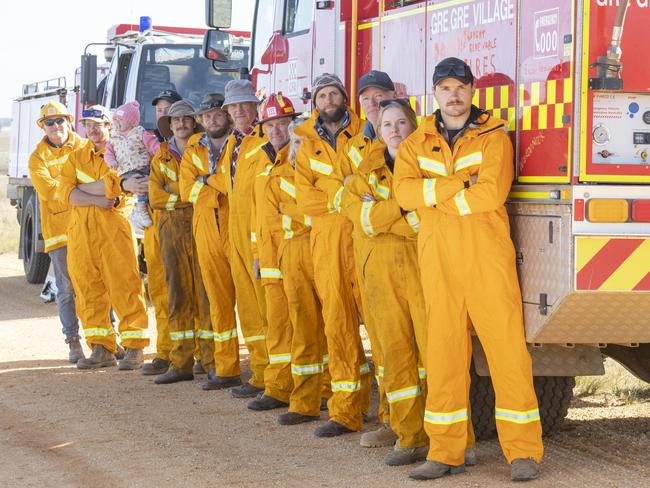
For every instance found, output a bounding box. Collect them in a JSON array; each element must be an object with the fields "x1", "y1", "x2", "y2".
[
  {"x1": 205, "y1": 0, "x2": 650, "y2": 437},
  {"x1": 8, "y1": 22, "x2": 250, "y2": 283}
]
